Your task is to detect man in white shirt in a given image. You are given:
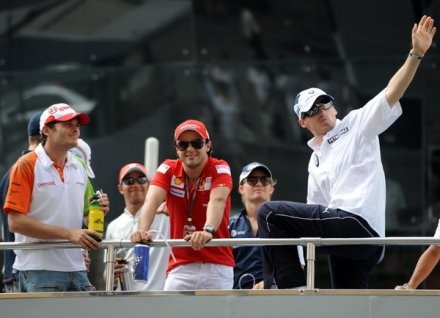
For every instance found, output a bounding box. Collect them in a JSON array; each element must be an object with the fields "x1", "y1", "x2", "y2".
[
  {"x1": 257, "y1": 15, "x2": 436, "y2": 289},
  {"x1": 105, "y1": 163, "x2": 169, "y2": 290}
]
